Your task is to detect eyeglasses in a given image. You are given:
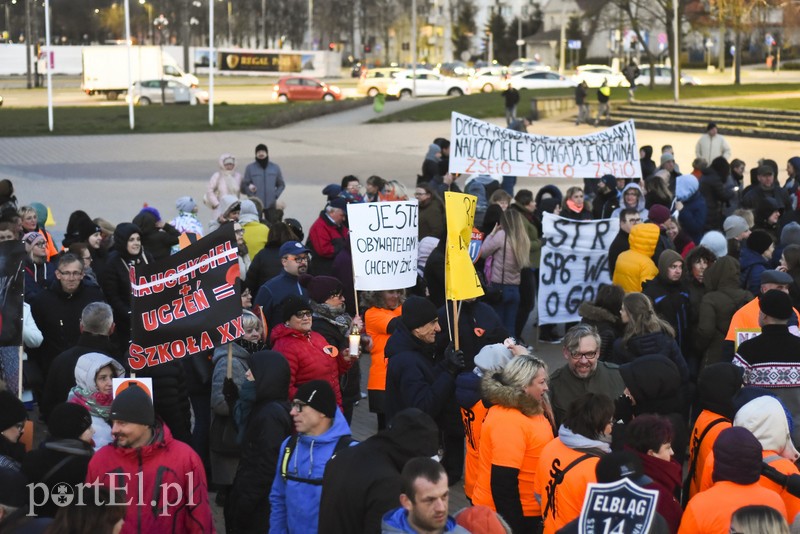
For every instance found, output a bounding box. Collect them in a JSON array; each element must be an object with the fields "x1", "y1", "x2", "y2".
[
  {"x1": 32, "y1": 241, "x2": 46, "y2": 248},
  {"x1": 569, "y1": 350, "x2": 599, "y2": 361},
  {"x1": 58, "y1": 270, "x2": 84, "y2": 278},
  {"x1": 294, "y1": 310, "x2": 313, "y2": 319},
  {"x1": 291, "y1": 401, "x2": 308, "y2": 412},
  {"x1": 626, "y1": 218, "x2": 641, "y2": 224},
  {"x1": 288, "y1": 255, "x2": 309, "y2": 263}
]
